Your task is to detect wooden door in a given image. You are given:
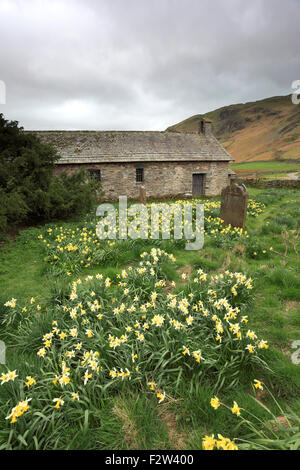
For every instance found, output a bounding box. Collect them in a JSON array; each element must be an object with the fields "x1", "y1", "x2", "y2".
[{"x1": 192, "y1": 174, "x2": 204, "y2": 196}]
